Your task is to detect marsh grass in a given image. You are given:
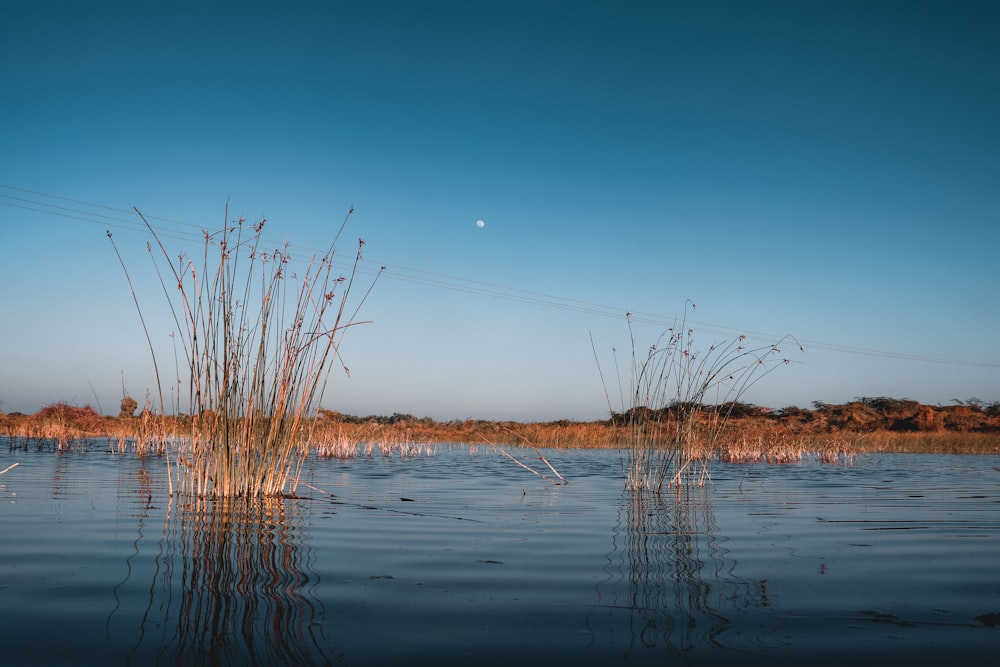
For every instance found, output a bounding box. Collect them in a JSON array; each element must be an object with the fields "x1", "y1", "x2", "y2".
[
  {"x1": 109, "y1": 207, "x2": 381, "y2": 497},
  {"x1": 0, "y1": 403, "x2": 109, "y2": 451},
  {"x1": 310, "y1": 420, "x2": 435, "y2": 459},
  {"x1": 793, "y1": 430, "x2": 1000, "y2": 455},
  {"x1": 607, "y1": 304, "x2": 801, "y2": 493},
  {"x1": 5, "y1": 403, "x2": 996, "y2": 459}
]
